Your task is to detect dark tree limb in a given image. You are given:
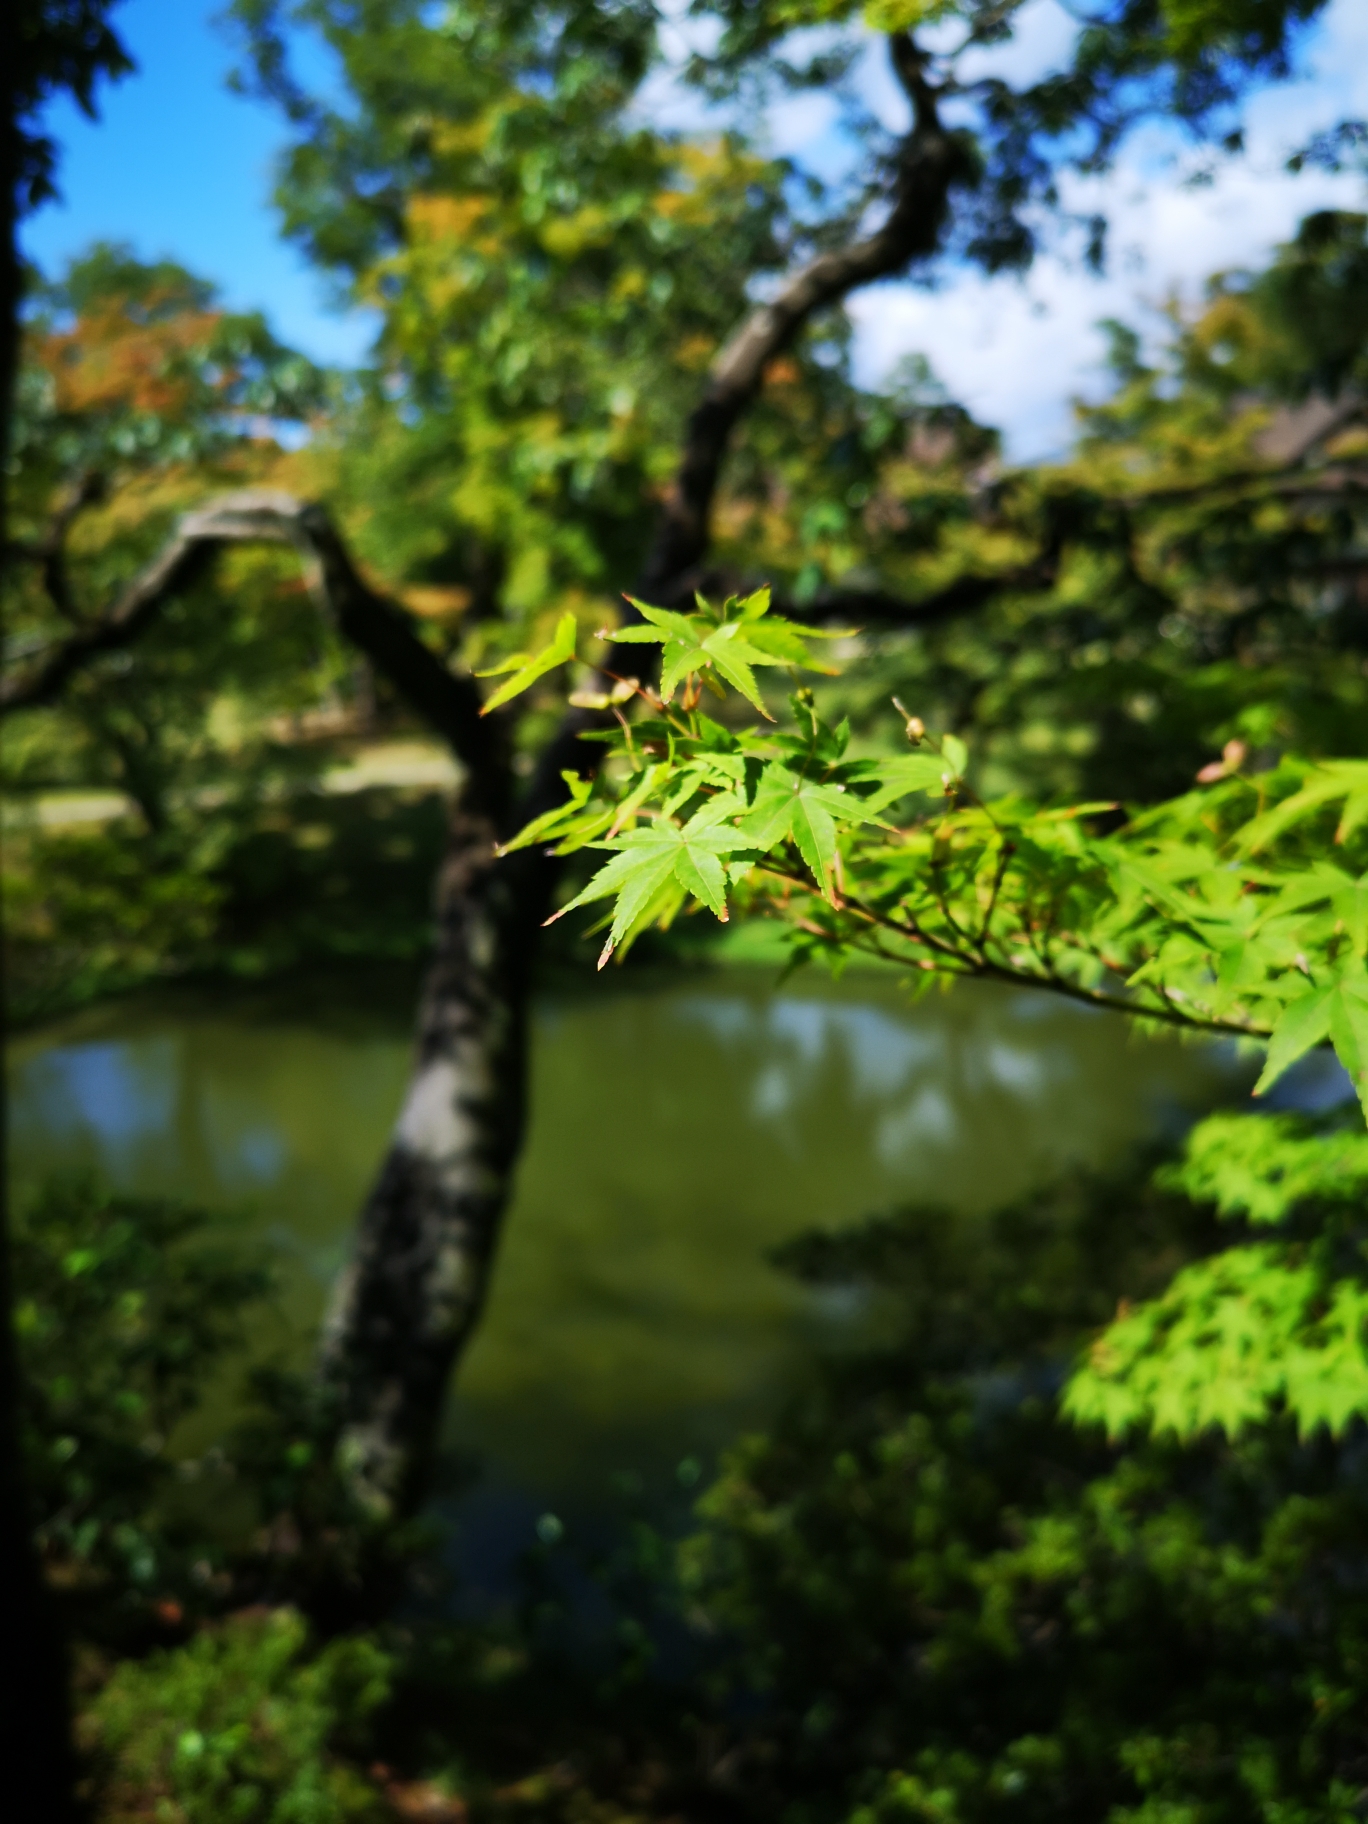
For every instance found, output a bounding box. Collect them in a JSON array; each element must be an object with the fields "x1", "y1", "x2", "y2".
[
  {"x1": 4, "y1": 469, "x2": 106, "y2": 624},
  {"x1": 183, "y1": 493, "x2": 509, "y2": 816},
  {"x1": 792, "y1": 560, "x2": 1062, "y2": 629},
  {"x1": 1, "y1": 489, "x2": 508, "y2": 812},
  {"x1": 634, "y1": 35, "x2": 970, "y2": 603},
  {"x1": 1125, "y1": 462, "x2": 1368, "y2": 510},
  {"x1": 2, "y1": 521, "x2": 214, "y2": 711}
]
